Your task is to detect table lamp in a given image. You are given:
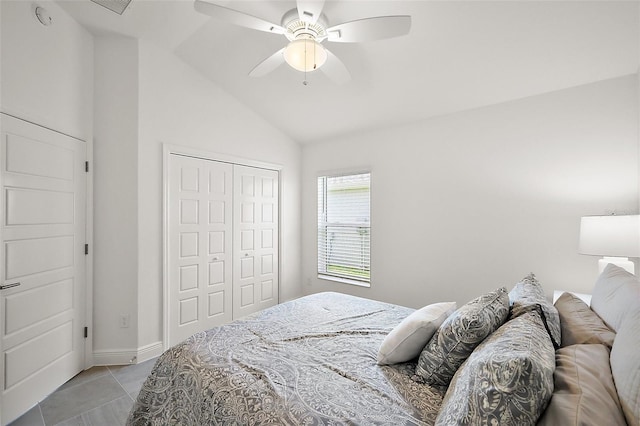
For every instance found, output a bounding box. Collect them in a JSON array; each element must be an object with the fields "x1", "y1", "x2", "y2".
[{"x1": 579, "y1": 214, "x2": 640, "y2": 274}]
